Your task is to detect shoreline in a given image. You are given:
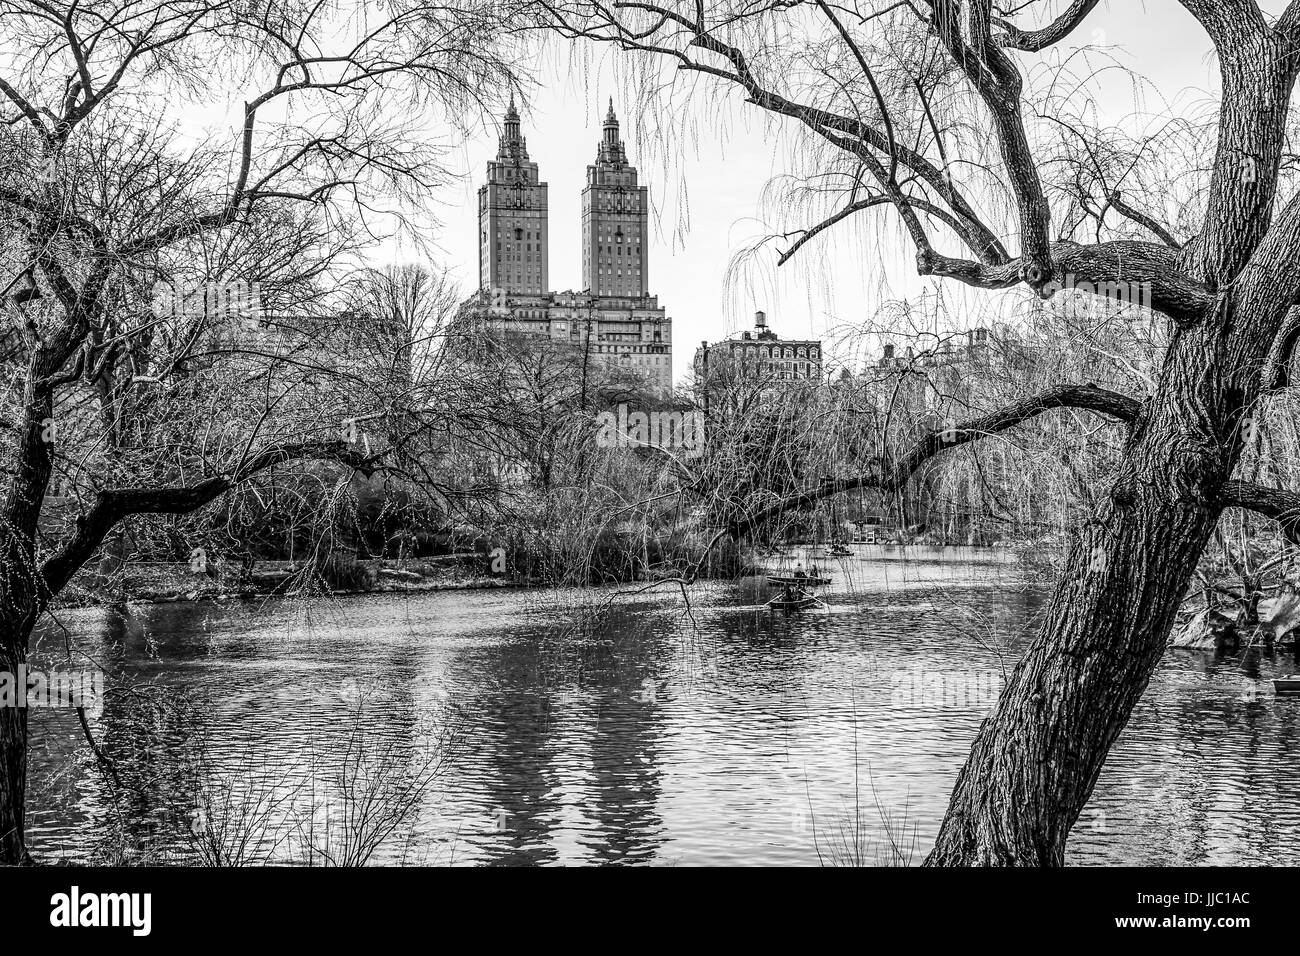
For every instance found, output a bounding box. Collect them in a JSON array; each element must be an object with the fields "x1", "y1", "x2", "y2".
[
  {"x1": 54, "y1": 558, "x2": 521, "y2": 611},
  {"x1": 58, "y1": 546, "x2": 1028, "y2": 612}
]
